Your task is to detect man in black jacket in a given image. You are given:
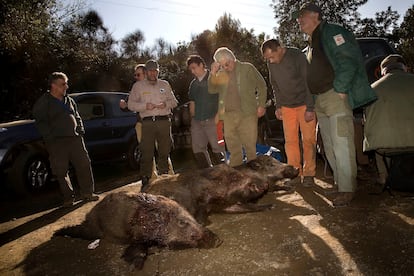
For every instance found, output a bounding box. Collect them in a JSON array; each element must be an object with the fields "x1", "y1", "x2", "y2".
[{"x1": 33, "y1": 72, "x2": 99, "y2": 207}]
